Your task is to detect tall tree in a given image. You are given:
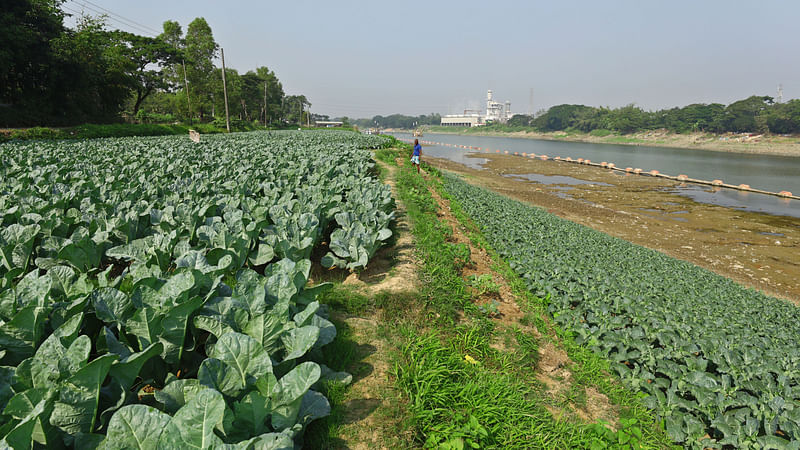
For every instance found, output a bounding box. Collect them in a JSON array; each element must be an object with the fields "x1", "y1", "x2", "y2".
[
  {"x1": 109, "y1": 31, "x2": 180, "y2": 114},
  {"x1": 282, "y1": 95, "x2": 310, "y2": 125},
  {"x1": 0, "y1": 0, "x2": 66, "y2": 125},
  {"x1": 184, "y1": 17, "x2": 218, "y2": 120},
  {"x1": 254, "y1": 67, "x2": 284, "y2": 124}
]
